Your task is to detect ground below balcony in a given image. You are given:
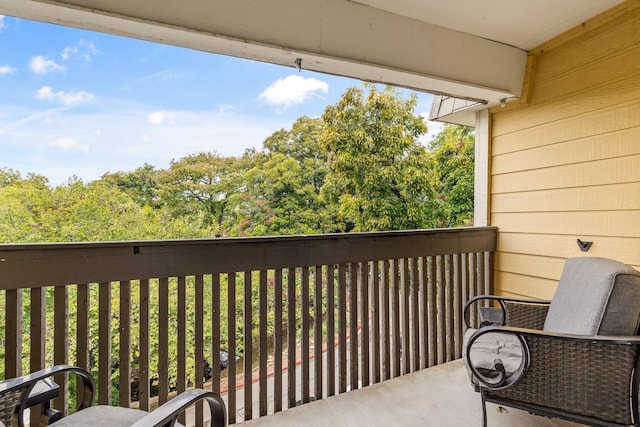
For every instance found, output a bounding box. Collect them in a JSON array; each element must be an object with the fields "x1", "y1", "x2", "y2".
[{"x1": 240, "y1": 360, "x2": 579, "y2": 427}]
